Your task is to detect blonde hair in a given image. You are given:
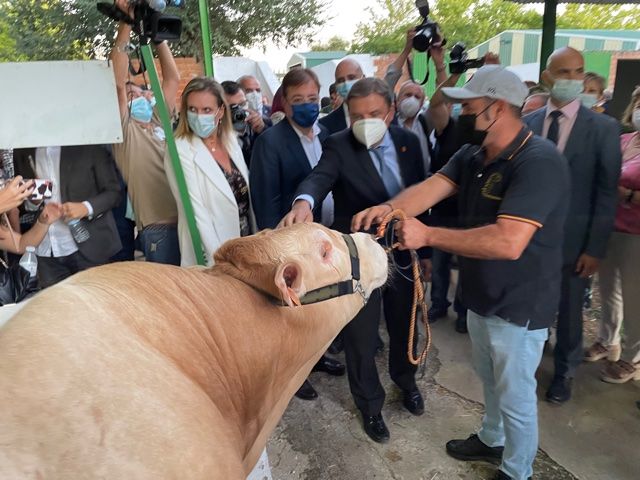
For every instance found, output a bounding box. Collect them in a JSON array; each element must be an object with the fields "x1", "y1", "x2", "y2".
[
  {"x1": 622, "y1": 86, "x2": 640, "y2": 128},
  {"x1": 175, "y1": 77, "x2": 235, "y2": 151}
]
